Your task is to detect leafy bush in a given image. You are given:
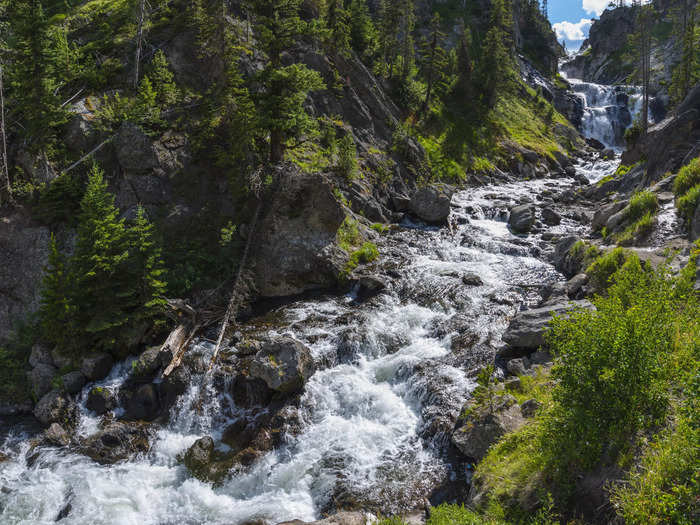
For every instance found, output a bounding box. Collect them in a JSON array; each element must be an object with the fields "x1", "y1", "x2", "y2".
[
  {"x1": 336, "y1": 216, "x2": 362, "y2": 252},
  {"x1": 617, "y1": 211, "x2": 655, "y2": 245},
  {"x1": 672, "y1": 157, "x2": 700, "y2": 198},
  {"x1": 676, "y1": 184, "x2": 700, "y2": 226},
  {"x1": 544, "y1": 257, "x2": 677, "y2": 474},
  {"x1": 585, "y1": 247, "x2": 633, "y2": 290},
  {"x1": 624, "y1": 190, "x2": 659, "y2": 223},
  {"x1": 344, "y1": 241, "x2": 379, "y2": 276},
  {"x1": 337, "y1": 134, "x2": 359, "y2": 180}
]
